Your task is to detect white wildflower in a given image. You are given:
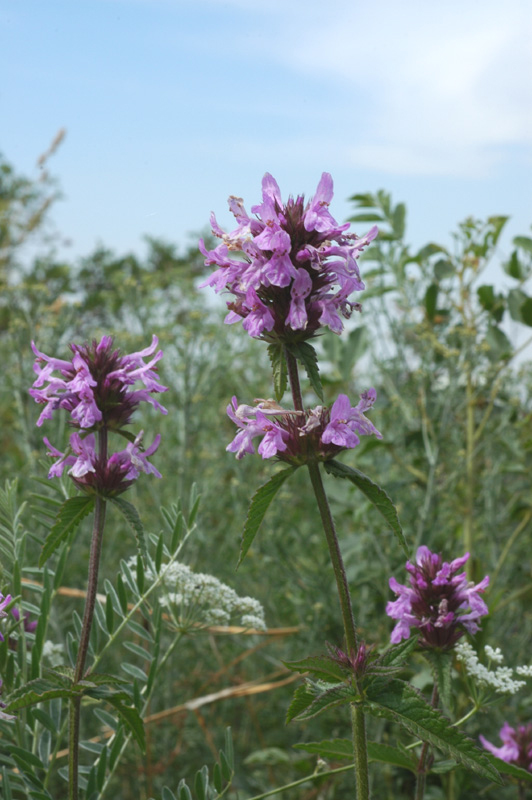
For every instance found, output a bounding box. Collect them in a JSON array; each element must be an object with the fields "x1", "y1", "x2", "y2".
[
  {"x1": 455, "y1": 641, "x2": 528, "y2": 695},
  {"x1": 42, "y1": 640, "x2": 65, "y2": 667}
]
